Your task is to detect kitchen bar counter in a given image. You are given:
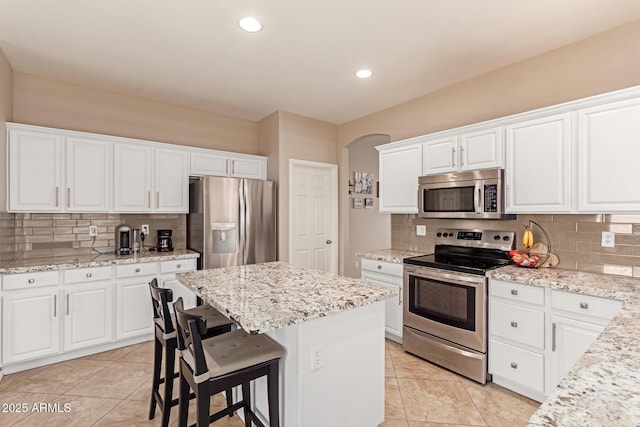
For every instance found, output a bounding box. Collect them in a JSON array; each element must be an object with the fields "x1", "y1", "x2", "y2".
[
  {"x1": 176, "y1": 262, "x2": 393, "y2": 427},
  {"x1": 0, "y1": 249, "x2": 199, "y2": 274},
  {"x1": 488, "y1": 266, "x2": 640, "y2": 426},
  {"x1": 357, "y1": 248, "x2": 425, "y2": 264}
]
